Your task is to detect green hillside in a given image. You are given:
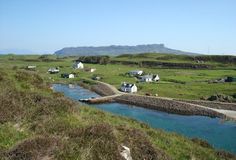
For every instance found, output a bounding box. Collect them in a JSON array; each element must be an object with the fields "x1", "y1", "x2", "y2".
[{"x1": 0, "y1": 55, "x2": 235, "y2": 160}]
